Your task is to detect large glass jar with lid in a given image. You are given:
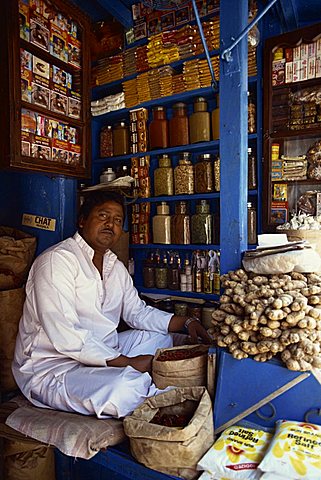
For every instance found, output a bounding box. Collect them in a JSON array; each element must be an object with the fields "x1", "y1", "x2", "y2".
[
  {"x1": 152, "y1": 202, "x2": 171, "y2": 244},
  {"x1": 113, "y1": 121, "x2": 130, "y2": 156},
  {"x1": 149, "y1": 106, "x2": 168, "y2": 149},
  {"x1": 191, "y1": 200, "x2": 213, "y2": 244},
  {"x1": 174, "y1": 152, "x2": 194, "y2": 195},
  {"x1": 171, "y1": 201, "x2": 191, "y2": 244},
  {"x1": 154, "y1": 154, "x2": 173, "y2": 196},
  {"x1": 194, "y1": 153, "x2": 214, "y2": 193},
  {"x1": 211, "y1": 95, "x2": 220, "y2": 140},
  {"x1": 189, "y1": 97, "x2": 211, "y2": 144},
  {"x1": 169, "y1": 102, "x2": 189, "y2": 147}
]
